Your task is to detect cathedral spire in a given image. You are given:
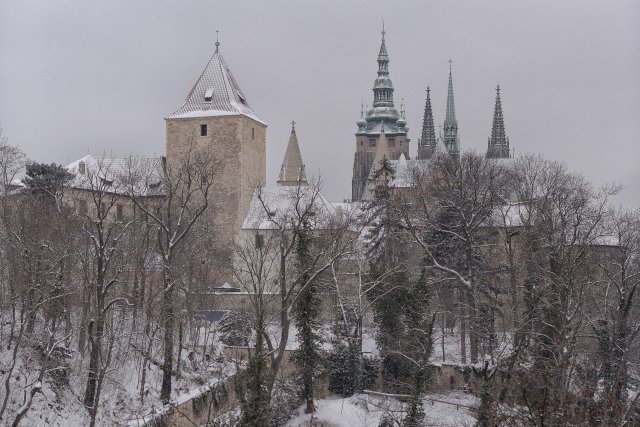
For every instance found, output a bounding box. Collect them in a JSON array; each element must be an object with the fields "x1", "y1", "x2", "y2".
[
  {"x1": 418, "y1": 87, "x2": 437, "y2": 159},
  {"x1": 443, "y1": 60, "x2": 460, "y2": 156},
  {"x1": 486, "y1": 85, "x2": 510, "y2": 159},
  {"x1": 277, "y1": 121, "x2": 307, "y2": 186}
]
